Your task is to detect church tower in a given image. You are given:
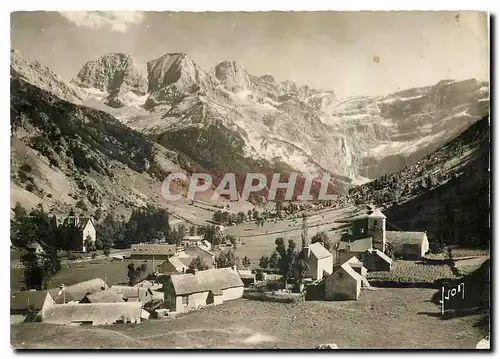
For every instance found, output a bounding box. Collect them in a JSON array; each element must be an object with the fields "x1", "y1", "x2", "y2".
[{"x1": 367, "y1": 208, "x2": 387, "y2": 252}]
